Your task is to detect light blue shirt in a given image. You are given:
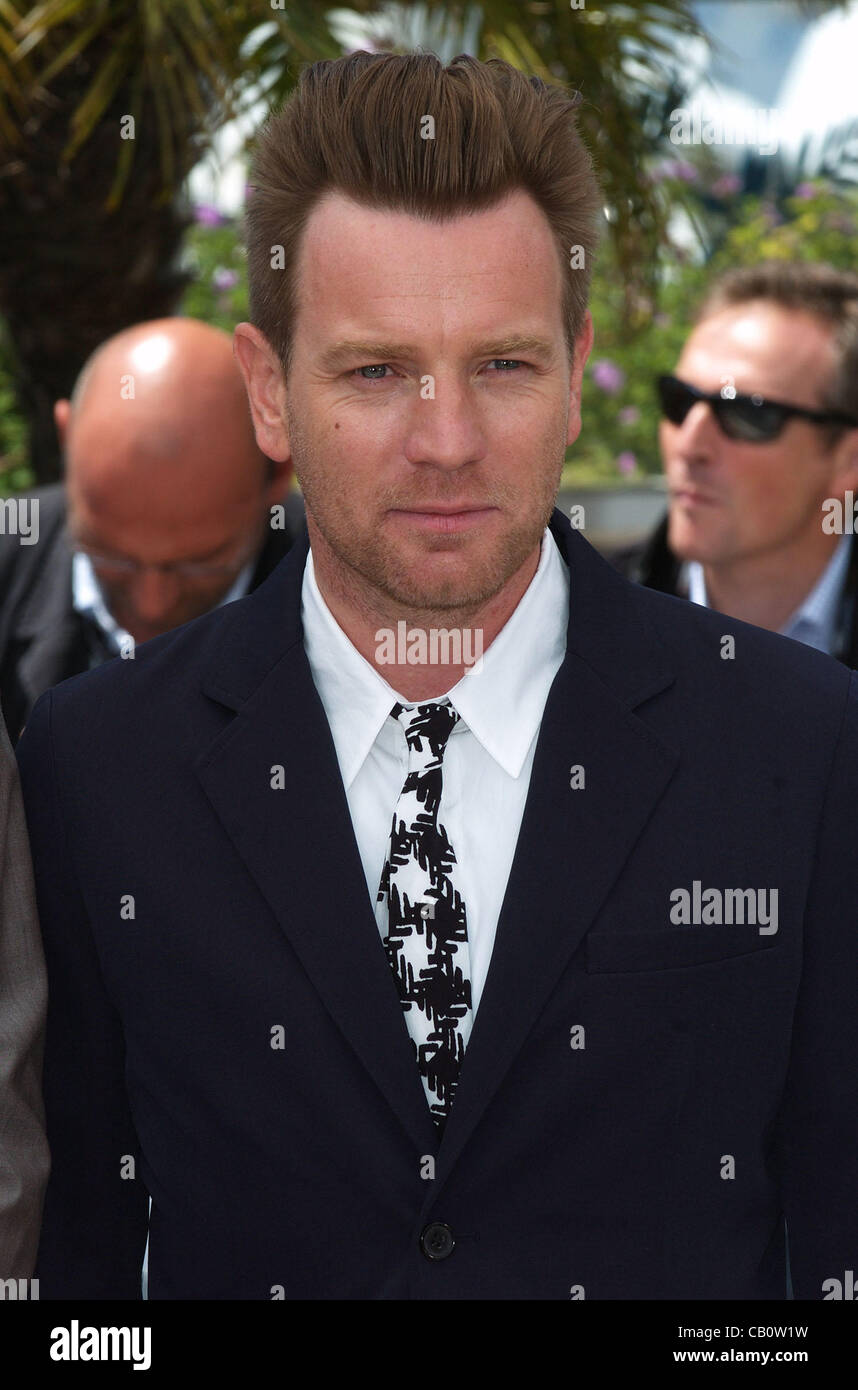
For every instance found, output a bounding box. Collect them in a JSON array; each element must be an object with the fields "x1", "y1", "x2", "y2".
[
  {"x1": 686, "y1": 532, "x2": 852, "y2": 656},
  {"x1": 71, "y1": 550, "x2": 255, "y2": 658}
]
